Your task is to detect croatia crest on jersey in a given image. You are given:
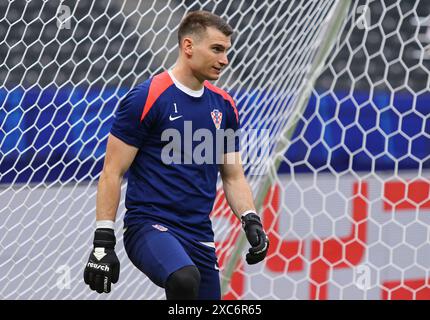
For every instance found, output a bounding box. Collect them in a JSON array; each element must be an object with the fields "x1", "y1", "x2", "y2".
[{"x1": 211, "y1": 109, "x2": 222, "y2": 130}]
